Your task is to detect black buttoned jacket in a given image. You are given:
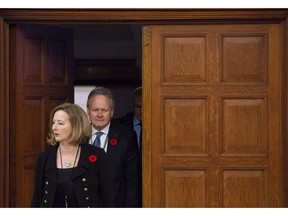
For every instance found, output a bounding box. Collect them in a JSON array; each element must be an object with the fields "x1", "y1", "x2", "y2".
[{"x1": 31, "y1": 143, "x2": 115, "y2": 207}]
